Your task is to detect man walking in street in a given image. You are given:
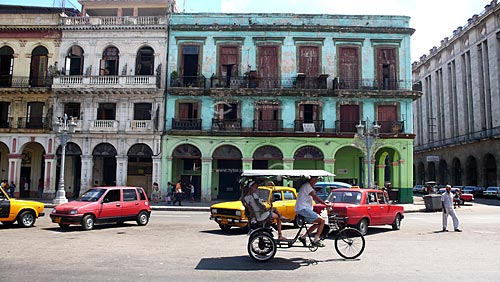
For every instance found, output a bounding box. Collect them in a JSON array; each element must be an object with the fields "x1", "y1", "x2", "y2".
[{"x1": 441, "y1": 184, "x2": 462, "y2": 232}]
